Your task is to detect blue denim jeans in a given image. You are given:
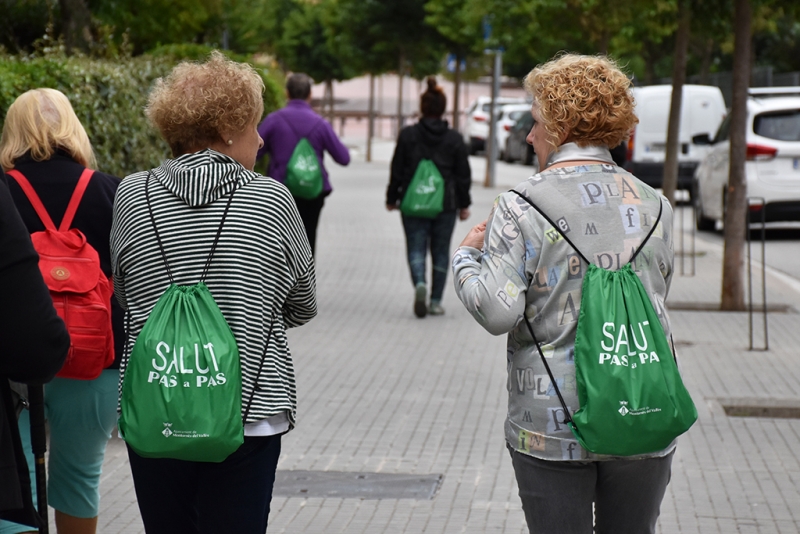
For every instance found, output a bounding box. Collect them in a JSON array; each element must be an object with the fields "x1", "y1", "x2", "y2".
[{"x1": 401, "y1": 210, "x2": 458, "y2": 302}]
